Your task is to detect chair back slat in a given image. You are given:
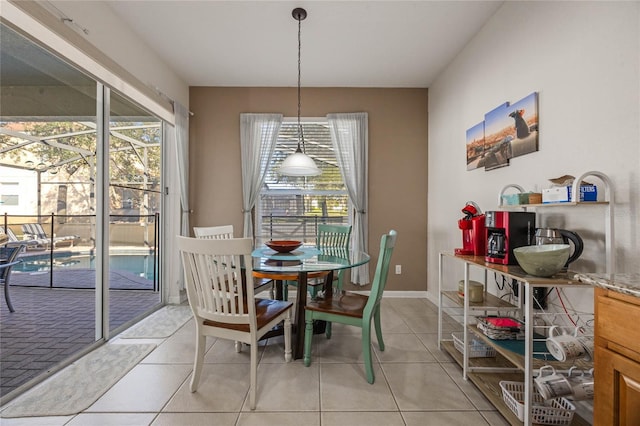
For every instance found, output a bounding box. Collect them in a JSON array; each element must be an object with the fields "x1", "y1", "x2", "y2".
[
  {"x1": 316, "y1": 224, "x2": 351, "y2": 250},
  {"x1": 178, "y1": 236, "x2": 255, "y2": 326},
  {"x1": 364, "y1": 230, "x2": 397, "y2": 314},
  {"x1": 193, "y1": 225, "x2": 234, "y2": 239}
]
